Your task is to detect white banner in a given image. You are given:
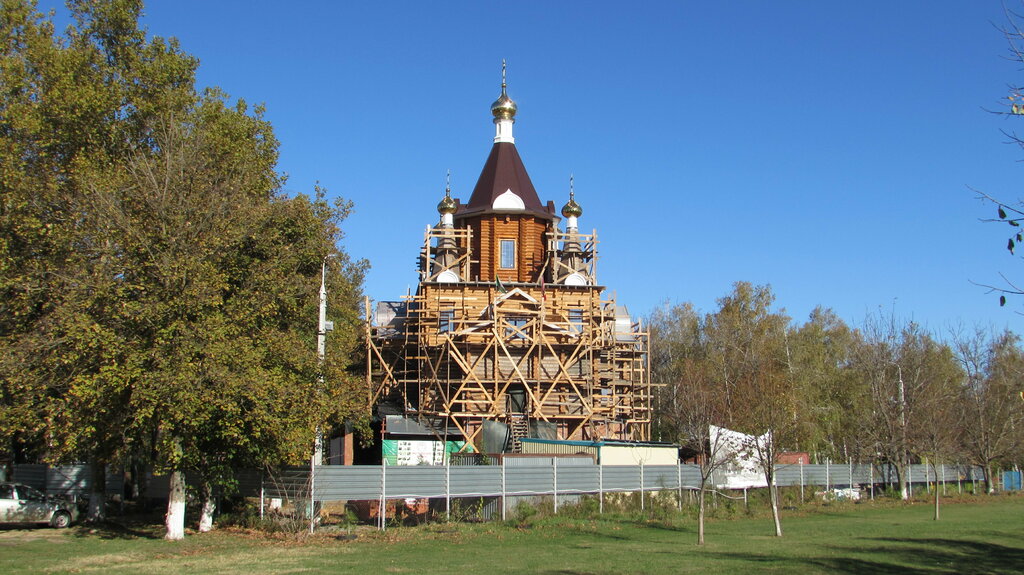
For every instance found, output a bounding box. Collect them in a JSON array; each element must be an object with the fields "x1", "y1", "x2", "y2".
[{"x1": 710, "y1": 425, "x2": 769, "y2": 489}]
